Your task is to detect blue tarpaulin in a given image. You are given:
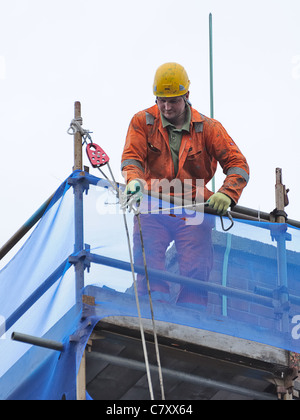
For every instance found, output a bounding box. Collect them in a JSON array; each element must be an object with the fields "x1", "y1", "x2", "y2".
[{"x1": 0, "y1": 171, "x2": 300, "y2": 400}]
